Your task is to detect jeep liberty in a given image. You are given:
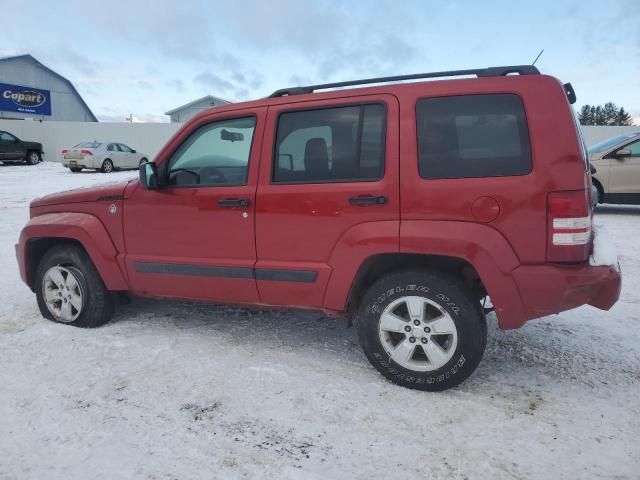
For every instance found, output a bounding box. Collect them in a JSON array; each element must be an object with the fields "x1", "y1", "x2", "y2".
[{"x1": 16, "y1": 66, "x2": 621, "y2": 390}]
